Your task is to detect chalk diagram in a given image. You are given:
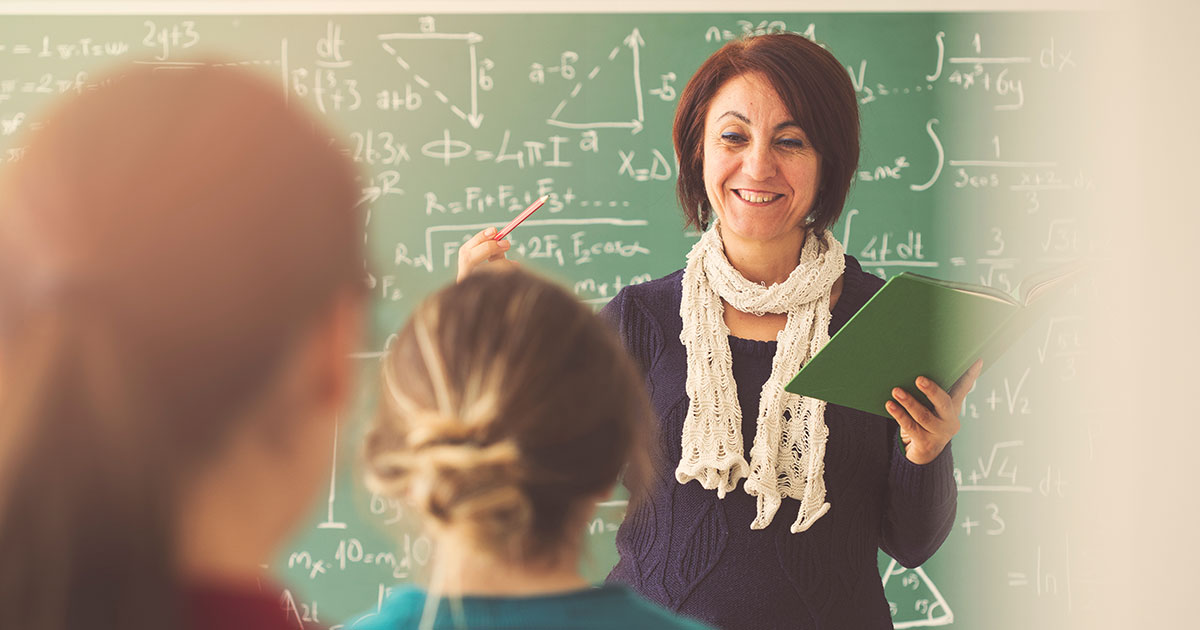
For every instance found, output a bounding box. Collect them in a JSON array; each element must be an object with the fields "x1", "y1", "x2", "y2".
[
  {"x1": 546, "y1": 28, "x2": 646, "y2": 134},
  {"x1": 882, "y1": 559, "x2": 955, "y2": 628},
  {"x1": 377, "y1": 30, "x2": 487, "y2": 128}
]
